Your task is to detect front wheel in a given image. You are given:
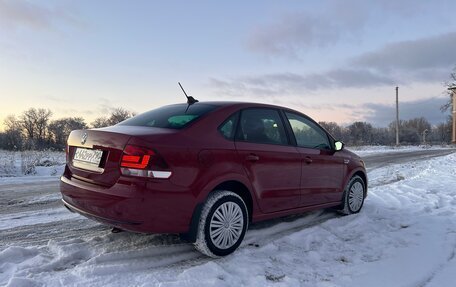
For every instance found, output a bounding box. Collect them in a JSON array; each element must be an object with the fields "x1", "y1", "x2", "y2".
[
  {"x1": 339, "y1": 175, "x2": 366, "y2": 215},
  {"x1": 194, "y1": 190, "x2": 248, "y2": 257}
]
